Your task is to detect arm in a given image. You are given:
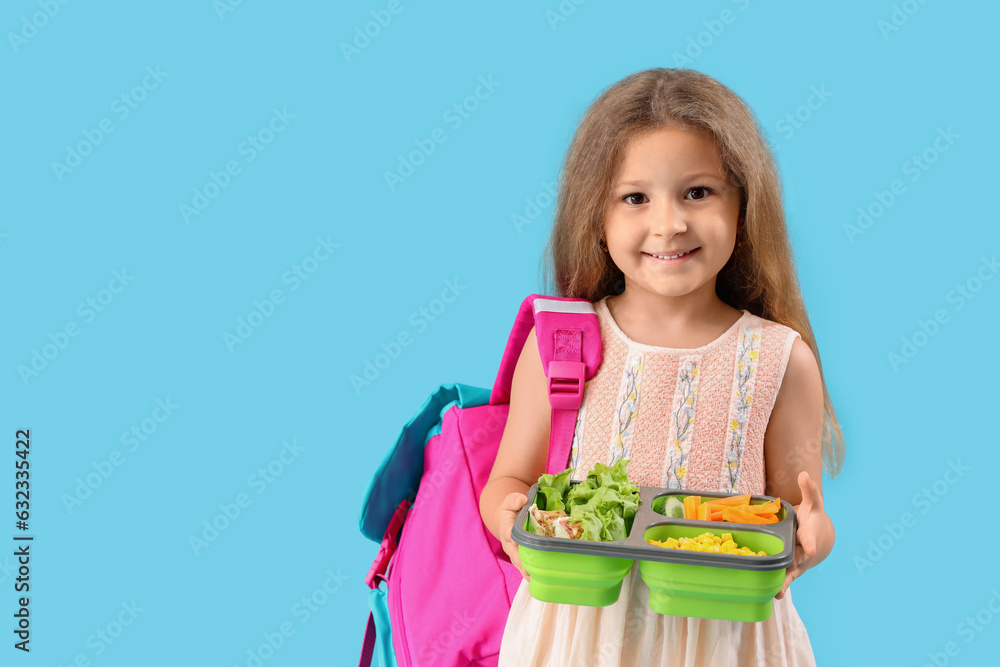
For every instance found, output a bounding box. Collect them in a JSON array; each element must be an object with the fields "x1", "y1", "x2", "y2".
[
  {"x1": 763, "y1": 336, "x2": 835, "y2": 599},
  {"x1": 479, "y1": 326, "x2": 552, "y2": 577}
]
